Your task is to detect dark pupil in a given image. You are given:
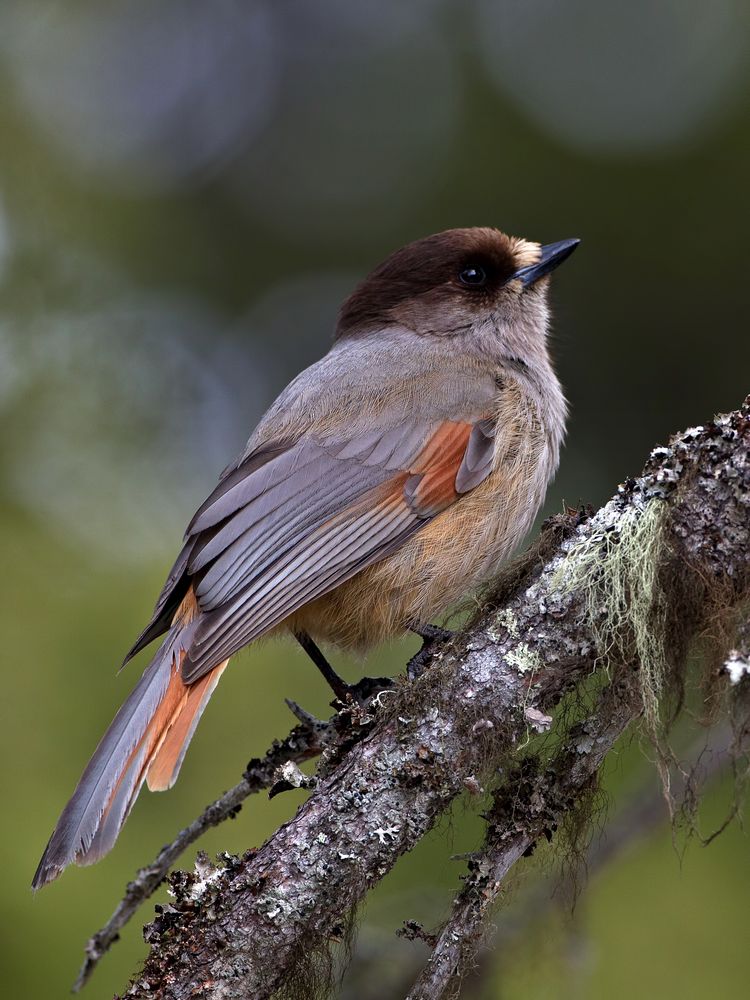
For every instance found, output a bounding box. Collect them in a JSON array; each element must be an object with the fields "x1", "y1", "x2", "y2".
[{"x1": 459, "y1": 265, "x2": 487, "y2": 287}]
